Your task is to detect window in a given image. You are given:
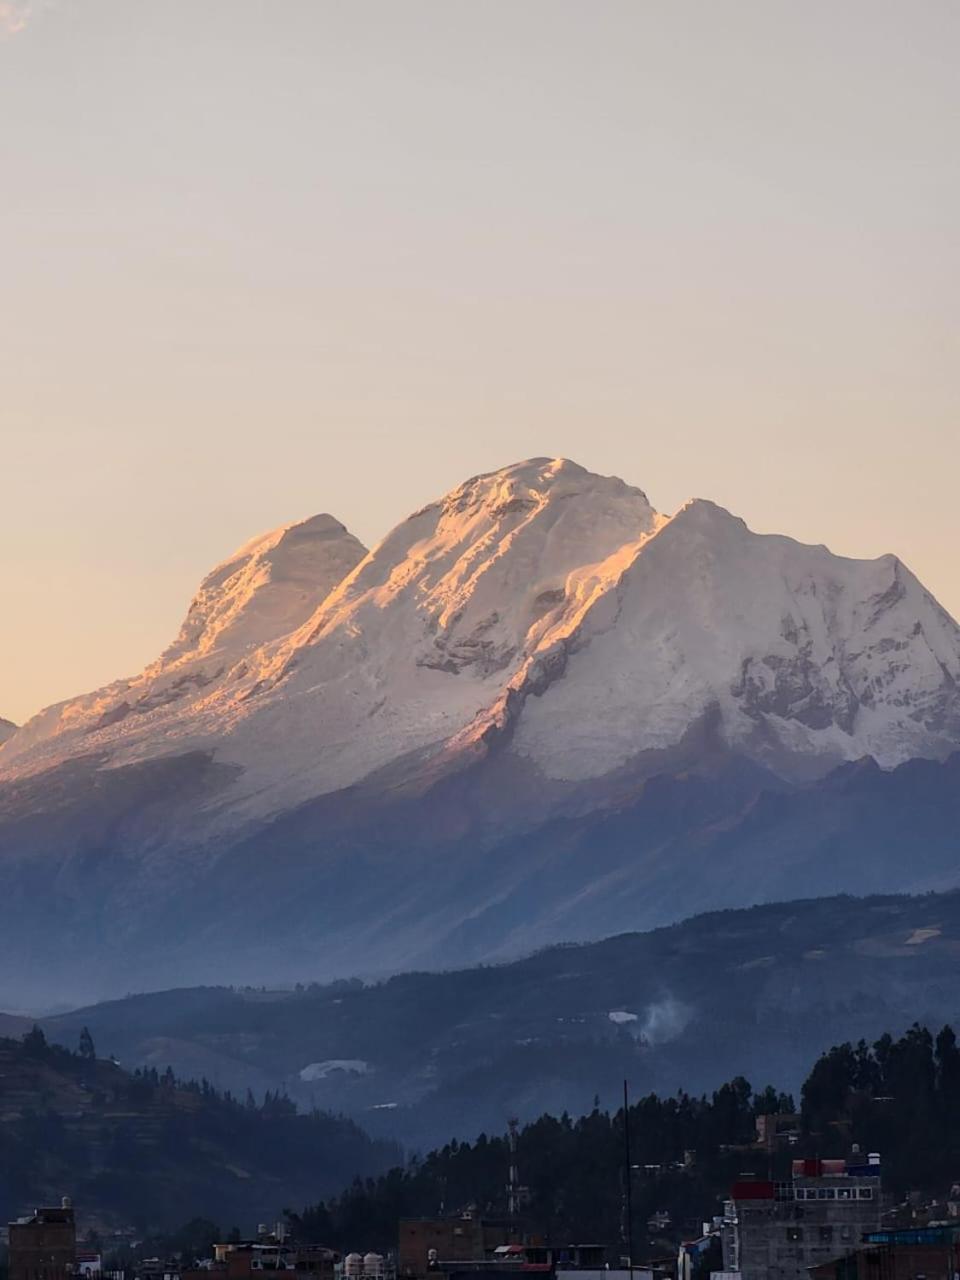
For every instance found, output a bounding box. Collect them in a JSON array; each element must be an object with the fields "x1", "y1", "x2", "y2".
[
  {"x1": 859, "y1": 1189, "x2": 874, "y2": 1200},
  {"x1": 820, "y1": 1228, "x2": 834, "y2": 1244}
]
